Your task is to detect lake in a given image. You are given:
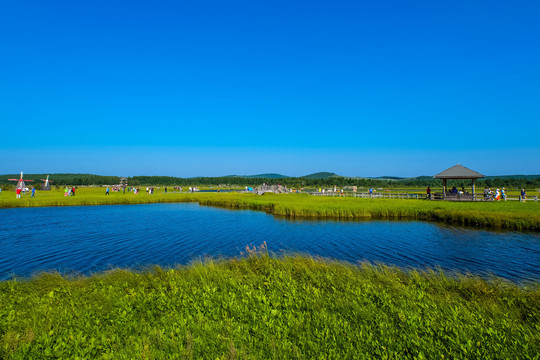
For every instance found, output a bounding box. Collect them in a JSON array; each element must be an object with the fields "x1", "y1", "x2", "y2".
[{"x1": 1, "y1": 203, "x2": 539, "y2": 281}]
